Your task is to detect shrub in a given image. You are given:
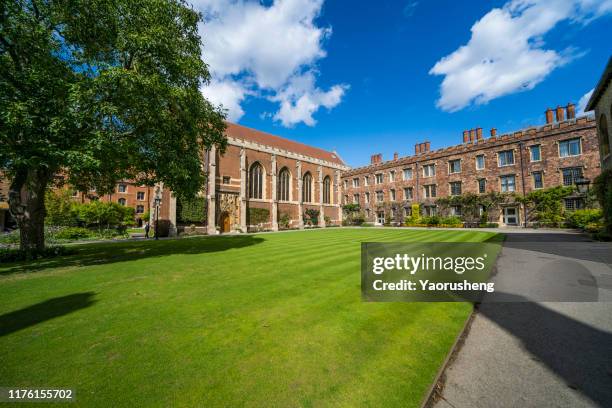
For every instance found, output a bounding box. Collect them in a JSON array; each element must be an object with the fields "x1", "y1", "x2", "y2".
[
  {"x1": 54, "y1": 227, "x2": 94, "y2": 240},
  {"x1": 324, "y1": 215, "x2": 332, "y2": 226},
  {"x1": 421, "y1": 216, "x2": 440, "y2": 226},
  {"x1": 565, "y1": 209, "x2": 603, "y2": 229},
  {"x1": 155, "y1": 219, "x2": 172, "y2": 237},
  {"x1": 248, "y1": 207, "x2": 270, "y2": 225},
  {"x1": 279, "y1": 213, "x2": 291, "y2": 229},
  {"x1": 0, "y1": 230, "x2": 20, "y2": 247},
  {"x1": 593, "y1": 168, "x2": 612, "y2": 234},
  {"x1": 440, "y1": 216, "x2": 462, "y2": 226},
  {"x1": 304, "y1": 209, "x2": 320, "y2": 225},
  {"x1": 45, "y1": 190, "x2": 78, "y2": 226},
  {"x1": 177, "y1": 197, "x2": 206, "y2": 224},
  {"x1": 0, "y1": 246, "x2": 75, "y2": 263}
]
